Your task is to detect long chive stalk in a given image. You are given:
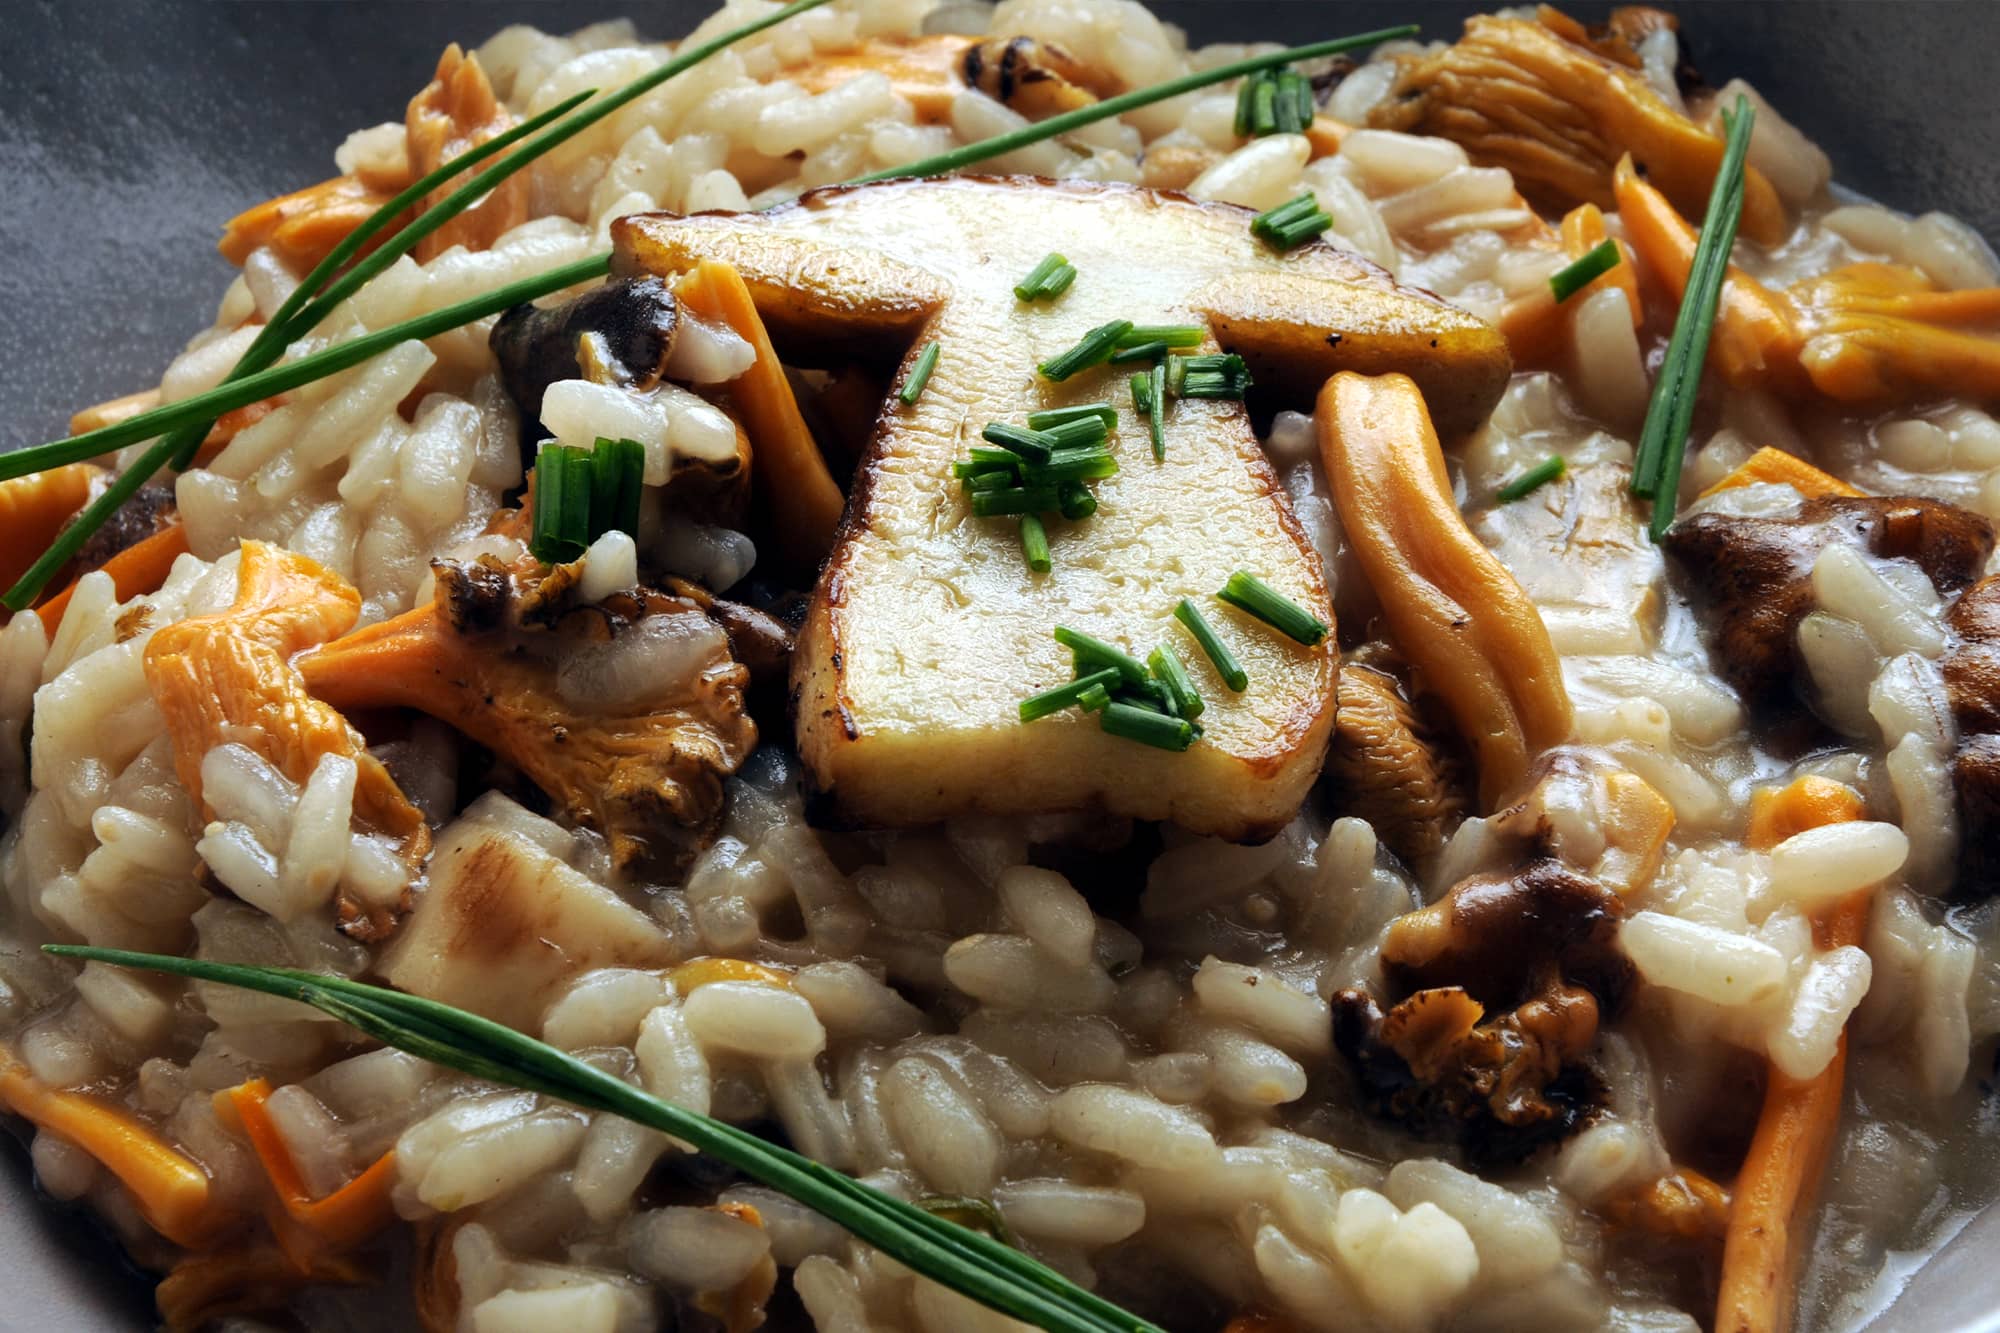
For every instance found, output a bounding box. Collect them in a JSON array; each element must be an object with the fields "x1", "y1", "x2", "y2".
[
  {"x1": 1630, "y1": 94, "x2": 1756, "y2": 540},
  {"x1": 1, "y1": 253, "x2": 611, "y2": 610},
  {"x1": 48, "y1": 946, "x2": 1160, "y2": 1333},
  {"x1": 7, "y1": 22, "x2": 1420, "y2": 607}
]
